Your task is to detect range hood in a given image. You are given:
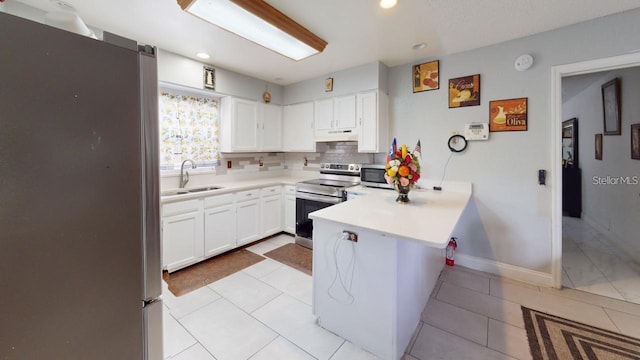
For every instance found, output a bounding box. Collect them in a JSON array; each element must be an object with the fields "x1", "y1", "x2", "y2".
[{"x1": 314, "y1": 130, "x2": 358, "y2": 142}]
